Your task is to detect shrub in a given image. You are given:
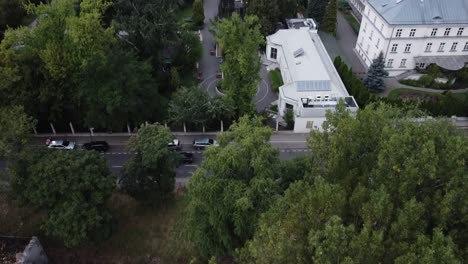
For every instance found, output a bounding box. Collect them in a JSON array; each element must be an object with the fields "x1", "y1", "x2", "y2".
[{"x1": 269, "y1": 68, "x2": 283, "y2": 93}]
